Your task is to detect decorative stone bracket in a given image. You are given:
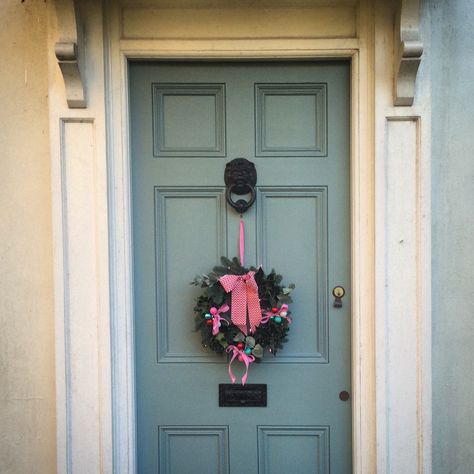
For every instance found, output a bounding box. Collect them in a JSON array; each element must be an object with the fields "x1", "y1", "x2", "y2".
[
  {"x1": 54, "y1": 0, "x2": 86, "y2": 108},
  {"x1": 394, "y1": 0, "x2": 423, "y2": 106}
]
